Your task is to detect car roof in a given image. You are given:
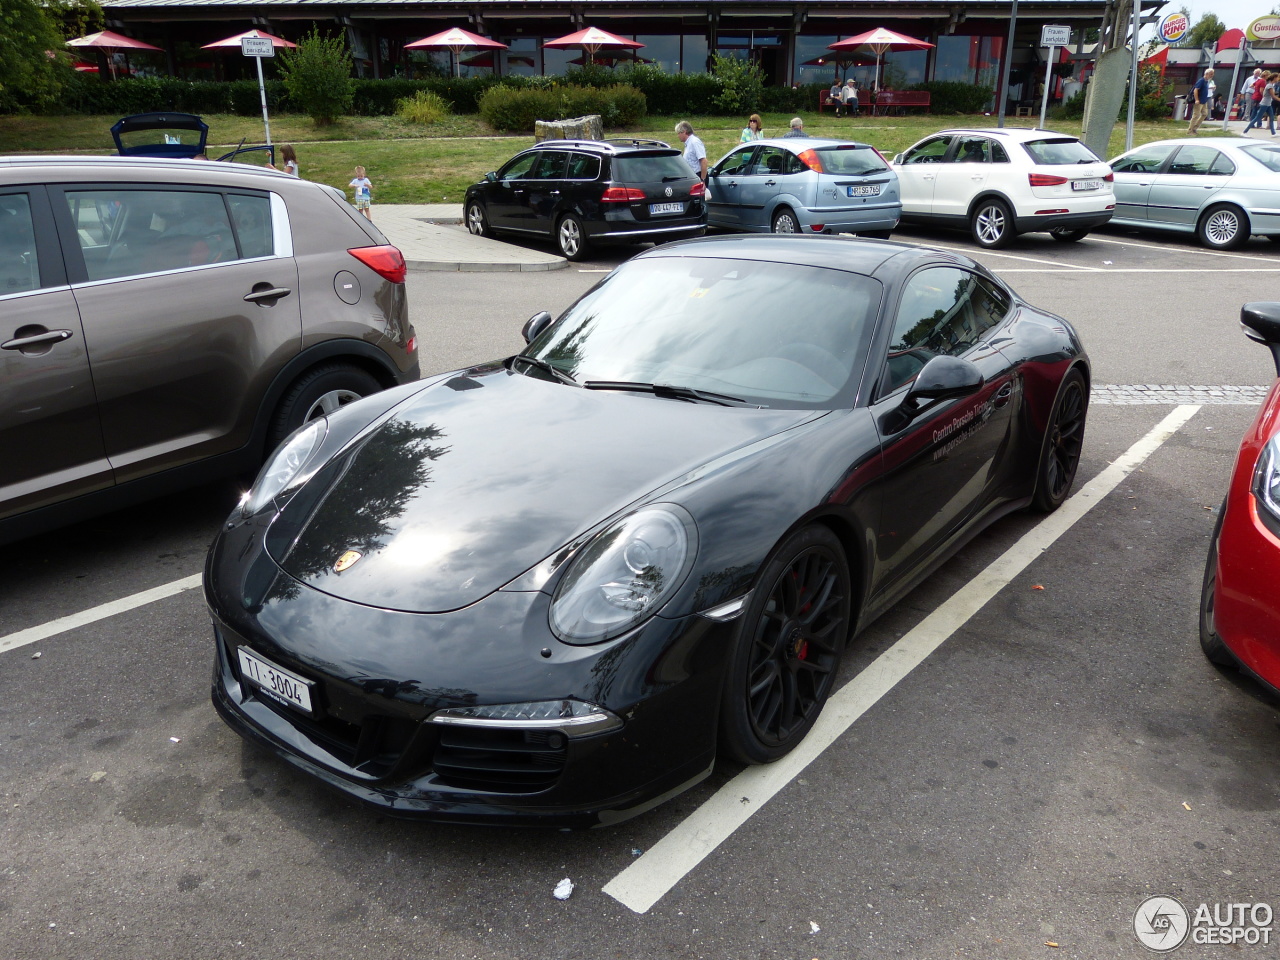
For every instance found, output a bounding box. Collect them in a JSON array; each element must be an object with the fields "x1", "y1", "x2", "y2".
[
  {"x1": 635, "y1": 233, "x2": 978, "y2": 276},
  {"x1": 1117, "y1": 136, "x2": 1258, "y2": 150},
  {"x1": 530, "y1": 138, "x2": 678, "y2": 155},
  {"x1": 0, "y1": 154, "x2": 299, "y2": 186},
  {"x1": 747, "y1": 137, "x2": 876, "y2": 149},
  {"x1": 928, "y1": 128, "x2": 1079, "y2": 141}
]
